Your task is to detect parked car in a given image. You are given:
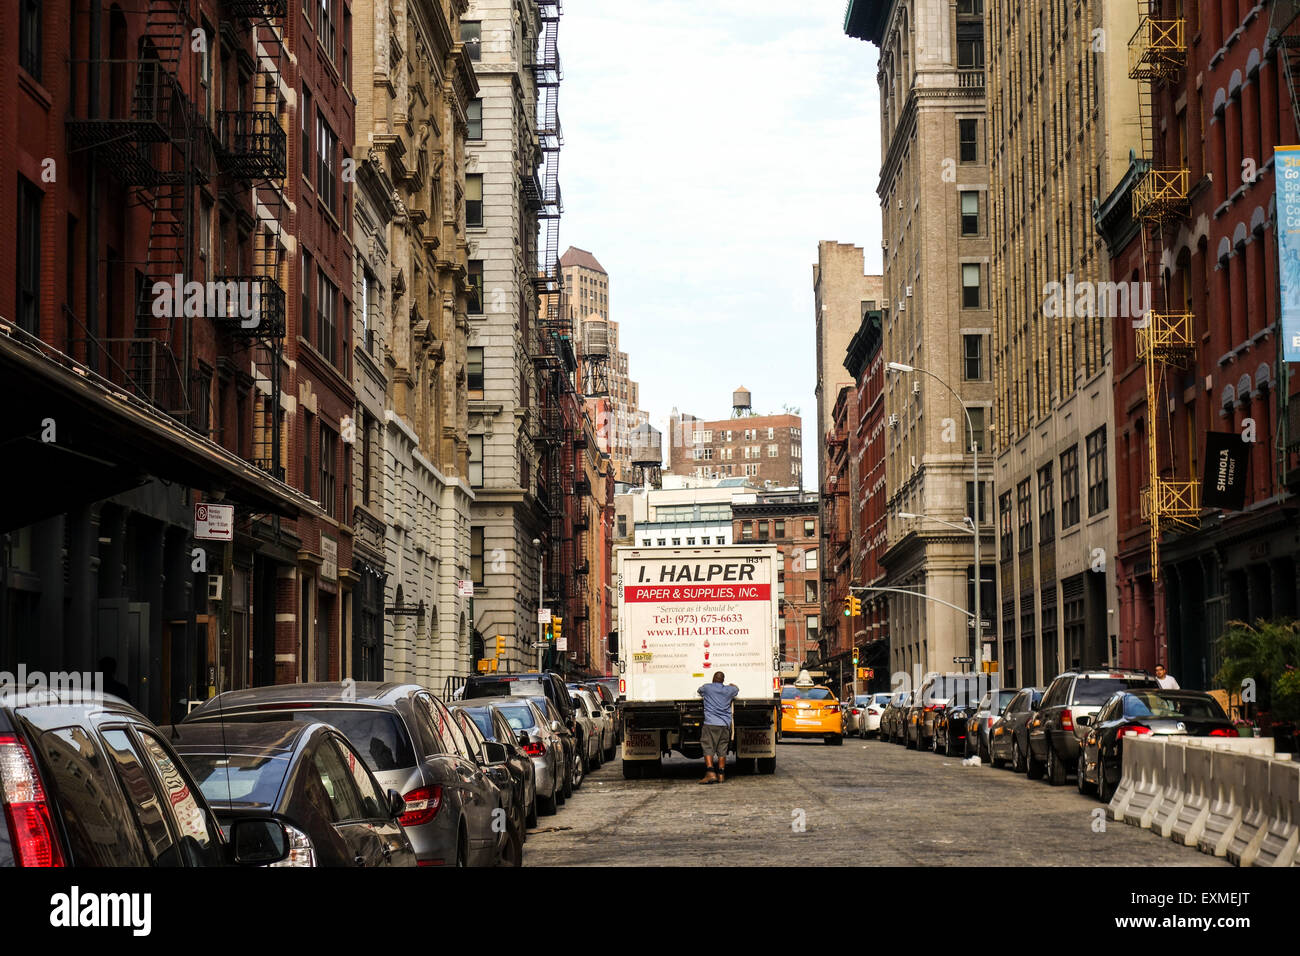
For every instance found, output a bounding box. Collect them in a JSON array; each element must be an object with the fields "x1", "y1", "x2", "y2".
[
  {"x1": 879, "y1": 690, "x2": 911, "y2": 744},
  {"x1": 965, "y1": 688, "x2": 1021, "y2": 761},
  {"x1": 570, "y1": 686, "x2": 615, "y2": 766},
  {"x1": 0, "y1": 689, "x2": 288, "y2": 867},
  {"x1": 933, "y1": 697, "x2": 978, "y2": 756},
  {"x1": 172, "y1": 720, "x2": 417, "y2": 867},
  {"x1": 907, "y1": 674, "x2": 961, "y2": 751},
  {"x1": 527, "y1": 695, "x2": 582, "y2": 794},
  {"x1": 858, "y1": 692, "x2": 892, "y2": 737},
  {"x1": 779, "y1": 683, "x2": 843, "y2": 744},
  {"x1": 1027, "y1": 669, "x2": 1160, "y2": 785},
  {"x1": 1078, "y1": 689, "x2": 1237, "y2": 801},
  {"x1": 453, "y1": 702, "x2": 539, "y2": 829},
  {"x1": 448, "y1": 706, "x2": 527, "y2": 862},
  {"x1": 463, "y1": 672, "x2": 577, "y2": 732},
  {"x1": 493, "y1": 698, "x2": 566, "y2": 815},
  {"x1": 584, "y1": 680, "x2": 623, "y2": 745},
  {"x1": 988, "y1": 687, "x2": 1044, "y2": 771},
  {"x1": 186, "y1": 681, "x2": 510, "y2": 867}
]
